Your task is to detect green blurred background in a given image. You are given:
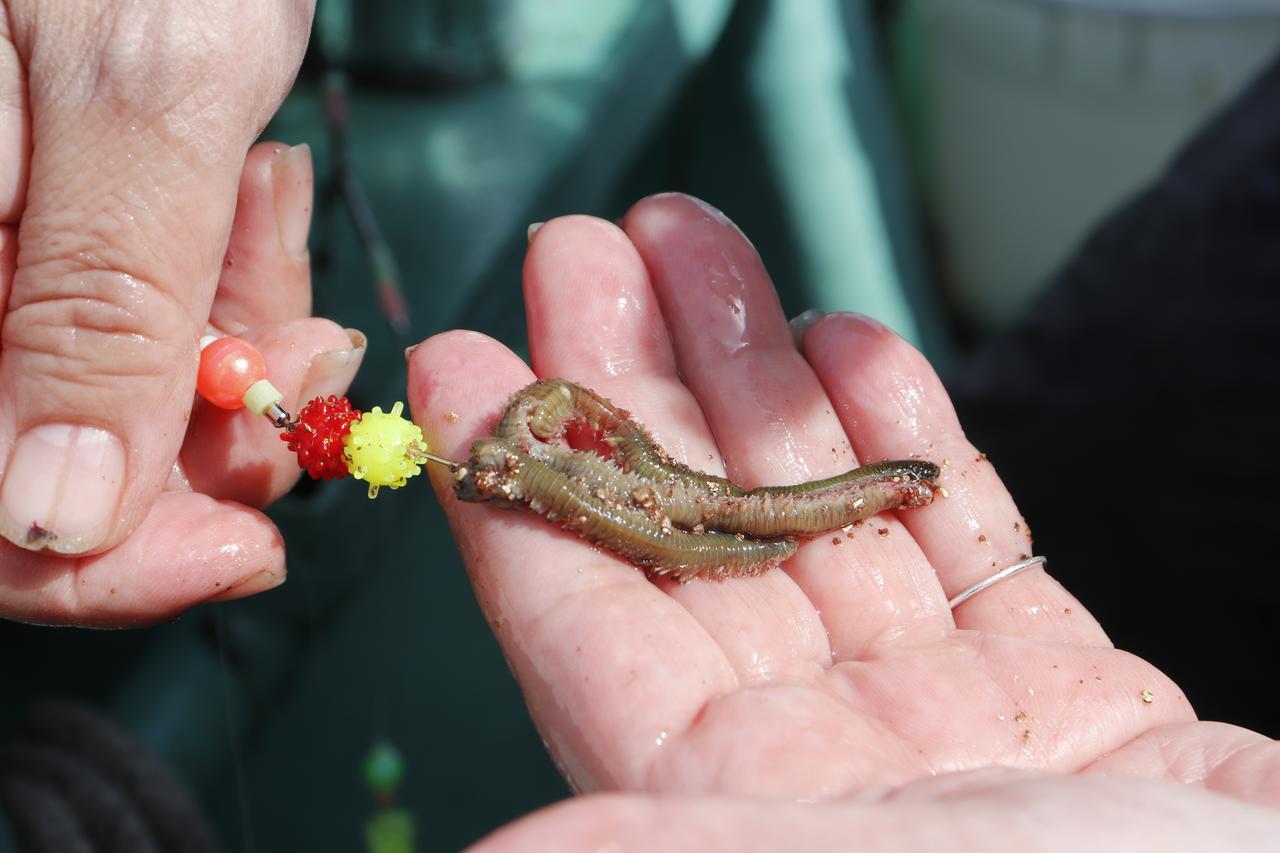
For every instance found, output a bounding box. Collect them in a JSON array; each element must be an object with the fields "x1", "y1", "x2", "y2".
[{"x1": 2, "y1": 1, "x2": 1277, "y2": 850}]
